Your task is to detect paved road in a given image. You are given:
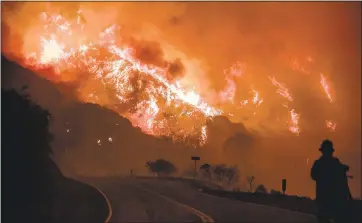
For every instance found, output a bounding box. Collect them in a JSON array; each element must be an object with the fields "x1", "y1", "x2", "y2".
[
  {"x1": 86, "y1": 177, "x2": 317, "y2": 223},
  {"x1": 86, "y1": 178, "x2": 200, "y2": 222}
]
